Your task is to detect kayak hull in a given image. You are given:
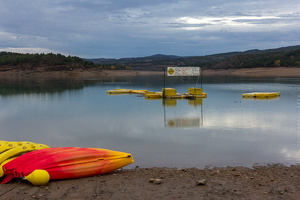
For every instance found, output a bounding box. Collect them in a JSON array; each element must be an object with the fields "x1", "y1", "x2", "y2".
[{"x1": 2, "y1": 147, "x2": 134, "y2": 185}]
